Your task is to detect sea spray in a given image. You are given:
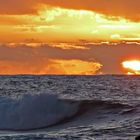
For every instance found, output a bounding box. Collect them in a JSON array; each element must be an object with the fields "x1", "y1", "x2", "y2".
[{"x1": 0, "y1": 94, "x2": 79, "y2": 130}]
